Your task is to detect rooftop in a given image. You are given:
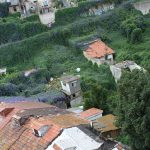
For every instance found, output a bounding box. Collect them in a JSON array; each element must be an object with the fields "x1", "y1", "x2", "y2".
[
  {"x1": 114, "y1": 60, "x2": 135, "y2": 69},
  {"x1": 93, "y1": 114, "x2": 119, "y2": 133},
  {"x1": 79, "y1": 108, "x2": 103, "y2": 119},
  {"x1": 0, "y1": 102, "x2": 89, "y2": 150},
  {"x1": 67, "y1": 106, "x2": 83, "y2": 114},
  {"x1": 60, "y1": 75, "x2": 79, "y2": 83},
  {"x1": 48, "y1": 114, "x2": 89, "y2": 128},
  {"x1": 84, "y1": 39, "x2": 114, "y2": 58},
  {"x1": 48, "y1": 126, "x2": 103, "y2": 150},
  {"x1": 0, "y1": 101, "x2": 53, "y2": 110},
  {"x1": 0, "y1": 102, "x2": 54, "y2": 131}
]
